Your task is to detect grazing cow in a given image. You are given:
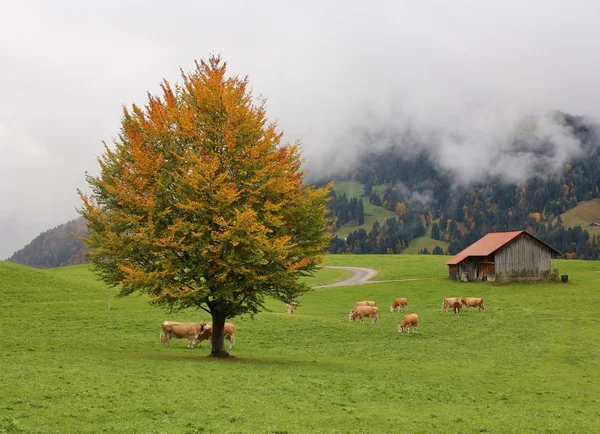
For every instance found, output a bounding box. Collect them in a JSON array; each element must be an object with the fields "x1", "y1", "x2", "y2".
[
  {"x1": 398, "y1": 314, "x2": 419, "y2": 334},
  {"x1": 461, "y1": 297, "x2": 485, "y2": 310},
  {"x1": 286, "y1": 303, "x2": 297, "y2": 314},
  {"x1": 196, "y1": 322, "x2": 236, "y2": 349},
  {"x1": 349, "y1": 305, "x2": 379, "y2": 323},
  {"x1": 160, "y1": 321, "x2": 204, "y2": 348},
  {"x1": 442, "y1": 297, "x2": 461, "y2": 312},
  {"x1": 453, "y1": 301, "x2": 462, "y2": 315},
  {"x1": 354, "y1": 300, "x2": 377, "y2": 308},
  {"x1": 390, "y1": 297, "x2": 408, "y2": 312}
]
